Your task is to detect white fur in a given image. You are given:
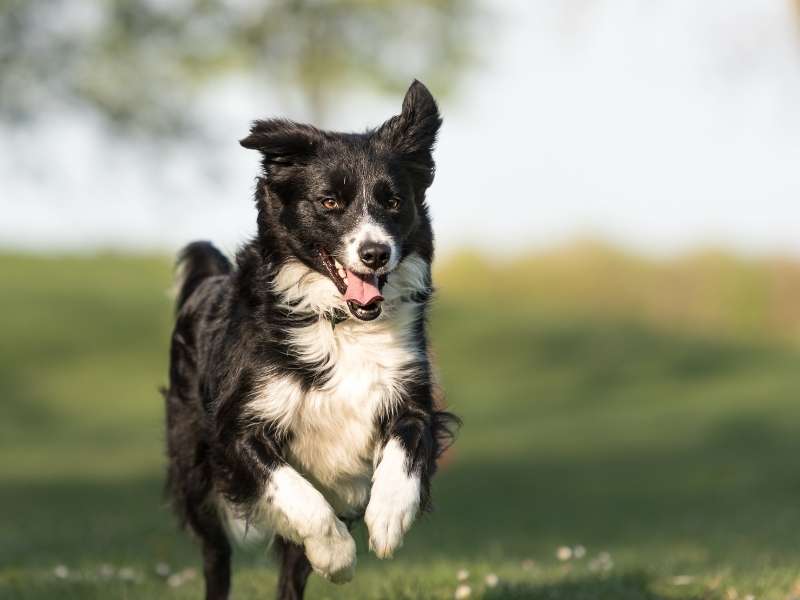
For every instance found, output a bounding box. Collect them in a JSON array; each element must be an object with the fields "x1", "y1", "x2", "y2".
[
  {"x1": 364, "y1": 438, "x2": 421, "y2": 559},
  {"x1": 271, "y1": 259, "x2": 345, "y2": 319},
  {"x1": 243, "y1": 254, "x2": 430, "y2": 554},
  {"x1": 344, "y1": 220, "x2": 400, "y2": 273},
  {"x1": 254, "y1": 466, "x2": 356, "y2": 583},
  {"x1": 218, "y1": 497, "x2": 266, "y2": 545},
  {"x1": 249, "y1": 254, "x2": 428, "y2": 515}
]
